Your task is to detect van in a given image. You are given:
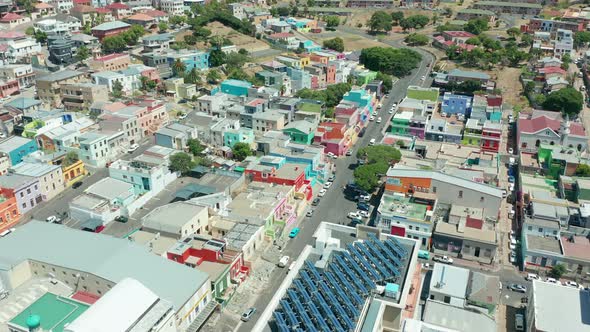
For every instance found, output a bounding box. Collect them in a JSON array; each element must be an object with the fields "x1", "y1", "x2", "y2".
[
  {"x1": 515, "y1": 314, "x2": 524, "y2": 331},
  {"x1": 418, "y1": 250, "x2": 430, "y2": 260},
  {"x1": 0, "y1": 228, "x2": 14, "y2": 237},
  {"x1": 369, "y1": 138, "x2": 376, "y2": 146},
  {"x1": 278, "y1": 255, "x2": 290, "y2": 268}
]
